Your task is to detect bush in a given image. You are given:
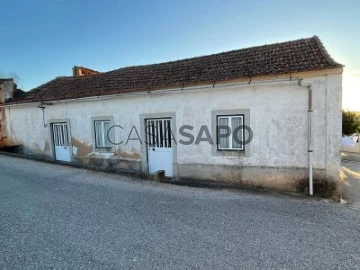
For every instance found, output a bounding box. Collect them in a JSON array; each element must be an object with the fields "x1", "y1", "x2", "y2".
[{"x1": 342, "y1": 110, "x2": 360, "y2": 135}]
